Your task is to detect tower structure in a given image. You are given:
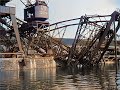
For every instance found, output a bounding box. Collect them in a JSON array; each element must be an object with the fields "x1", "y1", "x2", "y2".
[{"x1": 21, "y1": 0, "x2": 50, "y2": 55}]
